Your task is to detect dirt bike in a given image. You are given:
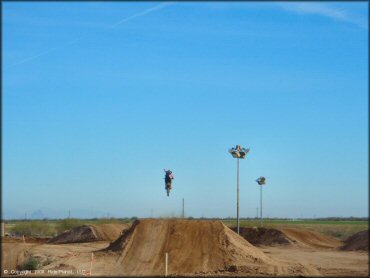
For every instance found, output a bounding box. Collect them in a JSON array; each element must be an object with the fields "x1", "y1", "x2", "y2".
[
  {"x1": 164, "y1": 169, "x2": 174, "y2": 197},
  {"x1": 165, "y1": 182, "x2": 171, "y2": 196}
]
